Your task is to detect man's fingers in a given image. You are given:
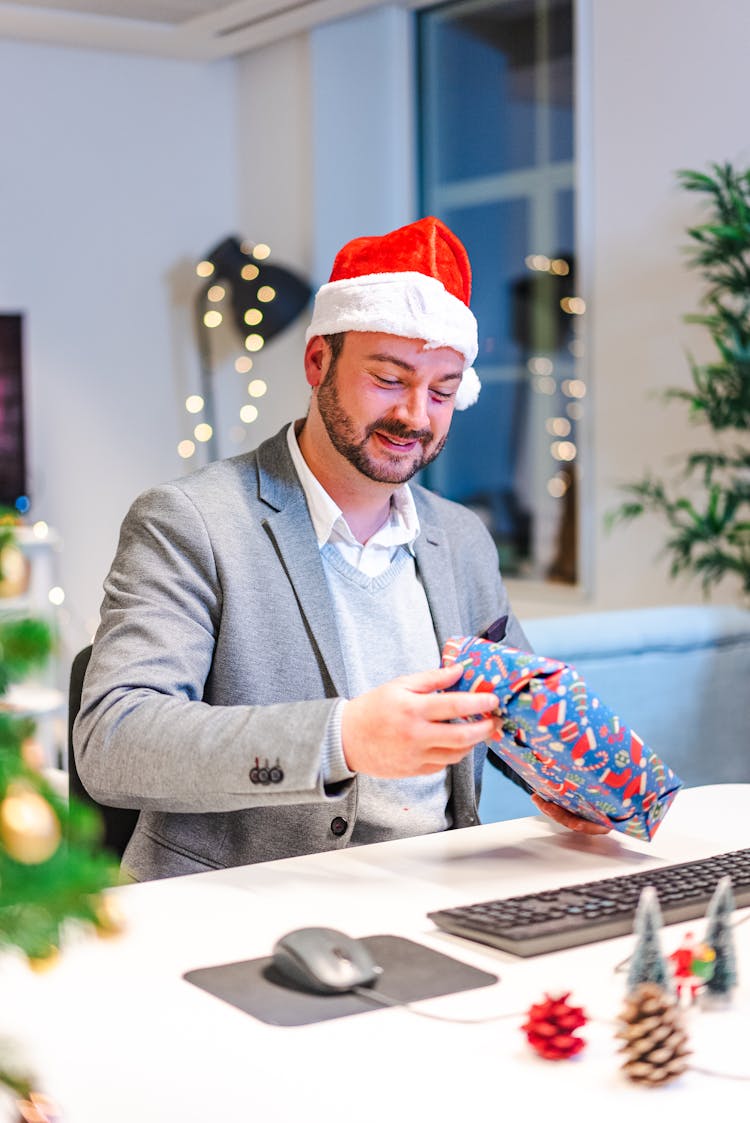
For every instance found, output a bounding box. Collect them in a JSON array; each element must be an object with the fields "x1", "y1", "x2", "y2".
[
  {"x1": 422, "y1": 689, "x2": 500, "y2": 722},
  {"x1": 398, "y1": 662, "x2": 468, "y2": 693},
  {"x1": 531, "y1": 794, "x2": 611, "y2": 835}
]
